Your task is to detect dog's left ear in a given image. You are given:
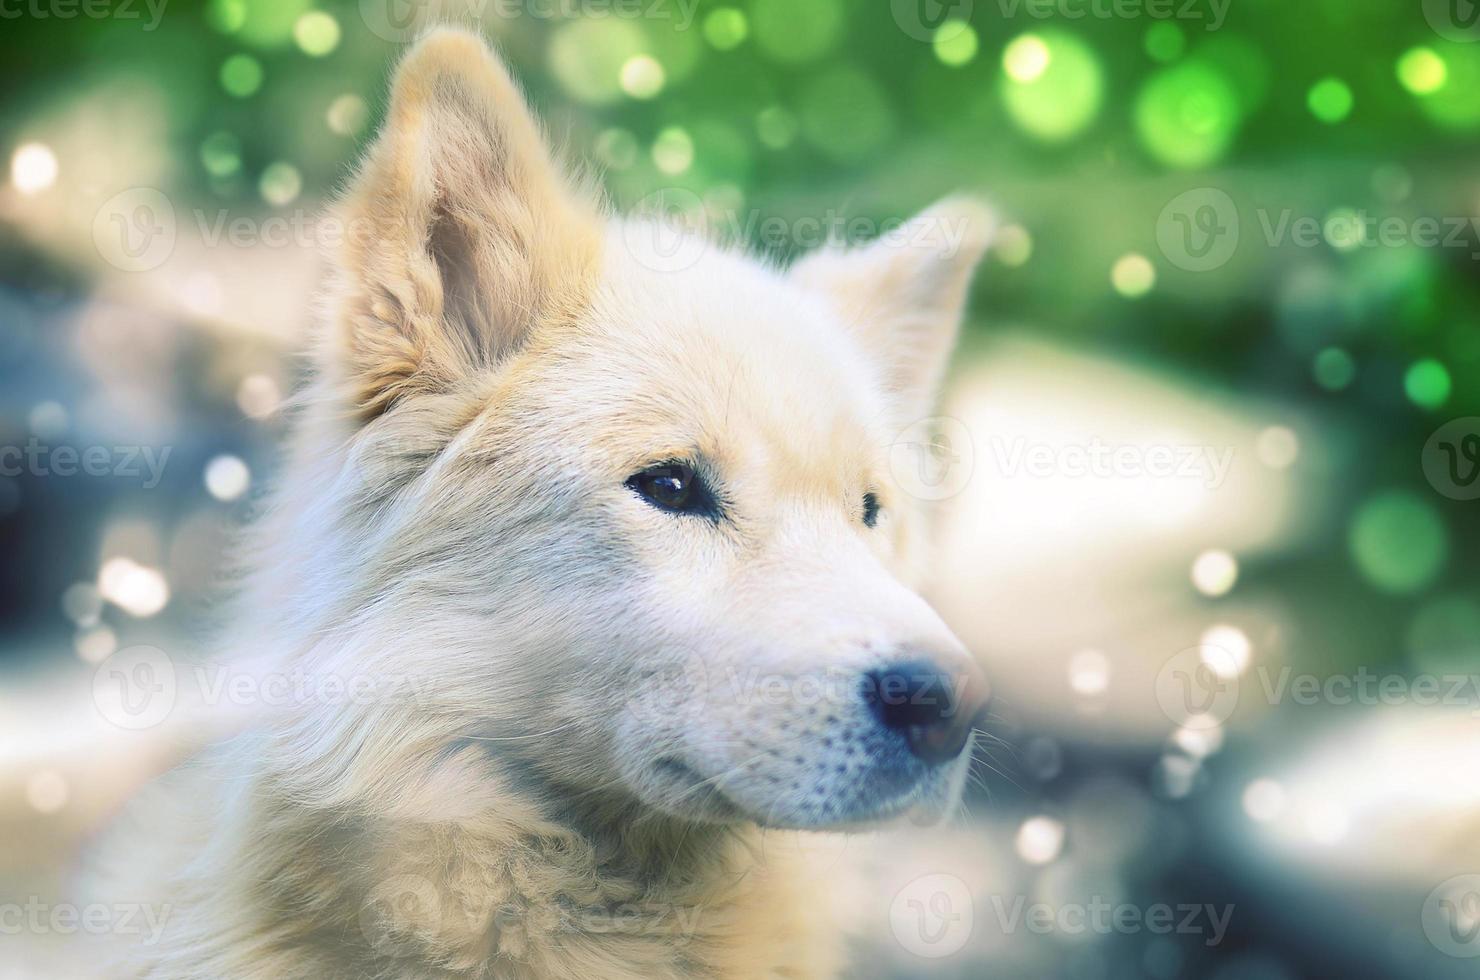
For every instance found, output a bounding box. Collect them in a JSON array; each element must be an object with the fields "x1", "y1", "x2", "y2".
[
  {"x1": 324, "y1": 28, "x2": 602, "y2": 421},
  {"x1": 791, "y1": 197, "x2": 992, "y2": 421}
]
